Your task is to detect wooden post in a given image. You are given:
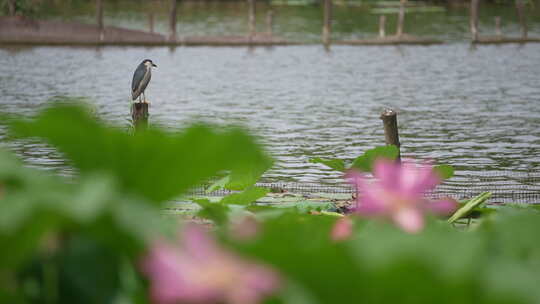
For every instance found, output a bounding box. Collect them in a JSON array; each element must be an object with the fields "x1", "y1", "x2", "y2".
[
  {"x1": 470, "y1": 0, "x2": 479, "y2": 42},
  {"x1": 266, "y1": 10, "x2": 274, "y2": 35},
  {"x1": 248, "y1": 0, "x2": 256, "y2": 38},
  {"x1": 96, "y1": 0, "x2": 104, "y2": 41},
  {"x1": 322, "y1": 0, "x2": 332, "y2": 45},
  {"x1": 515, "y1": 0, "x2": 528, "y2": 39},
  {"x1": 131, "y1": 103, "x2": 149, "y2": 130},
  {"x1": 148, "y1": 0, "x2": 158, "y2": 33},
  {"x1": 7, "y1": 0, "x2": 16, "y2": 16},
  {"x1": 396, "y1": 0, "x2": 406, "y2": 37},
  {"x1": 169, "y1": 0, "x2": 178, "y2": 42},
  {"x1": 379, "y1": 15, "x2": 386, "y2": 38},
  {"x1": 380, "y1": 109, "x2": 401, "y2": 161},
  {"x1": 495, "y1": 16, "x2": 501, "y2": 38},
  {"x1": 148, "y1": 13, "x2": 155, "y2": 33}
]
